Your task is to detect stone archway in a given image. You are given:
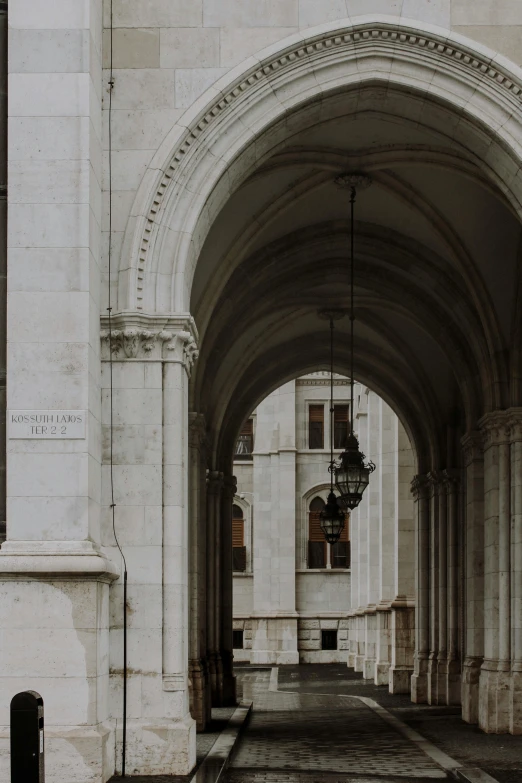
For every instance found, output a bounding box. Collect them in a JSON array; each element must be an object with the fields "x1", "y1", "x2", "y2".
[{"x1": 100, "y1": 14, "x2": 522, "y2": 776}]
